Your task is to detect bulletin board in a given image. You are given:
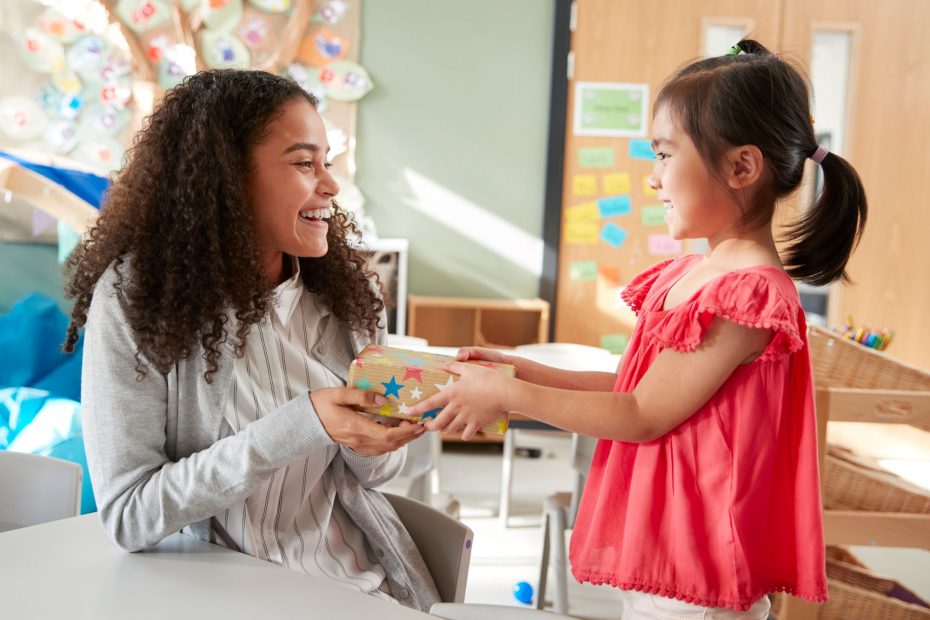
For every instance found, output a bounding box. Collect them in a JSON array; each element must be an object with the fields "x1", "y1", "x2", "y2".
[{"x1": 552, "y1": 0, "x2": 782, "y2": 353}]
